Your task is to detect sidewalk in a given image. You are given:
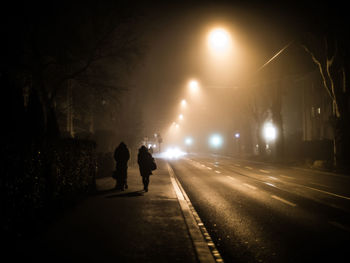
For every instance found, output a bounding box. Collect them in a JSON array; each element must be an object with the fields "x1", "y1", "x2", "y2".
[{"x1": 14, "y1": 158, "x2": 204, "y2": 263}]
